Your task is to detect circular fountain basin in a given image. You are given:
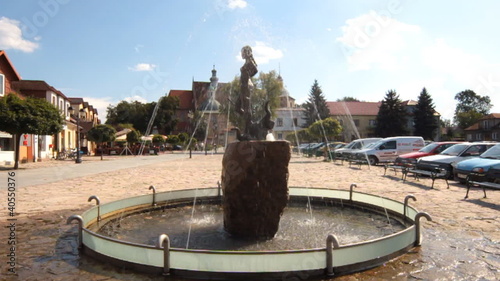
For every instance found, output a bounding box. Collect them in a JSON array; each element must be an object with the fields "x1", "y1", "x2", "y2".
[{"x1": 68, "y1": 186, "x2": 431, "y2": 280}]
